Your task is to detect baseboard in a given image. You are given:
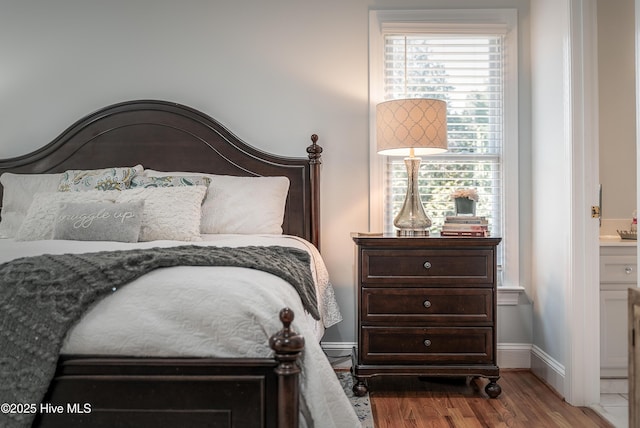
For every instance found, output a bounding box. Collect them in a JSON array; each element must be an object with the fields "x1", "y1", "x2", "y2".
[
  {"x1": 601, "y1": 377, "x2": 628, "y2": 394},
  {"x1": 497, "y1": 343, "x2": 532, "y2": 368},
  {"x1": 530, "y1": 344, "x2": 565, "y2": 396},
  {"x1": 322, "y1": 341, "x2": 533, "y2": 370},
  {"x1": 321, "y1": 341, "x2": 355, "y2": 370},
  {"x1": 321, "y1": 341, "x2": 355, "y2": 354}
]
